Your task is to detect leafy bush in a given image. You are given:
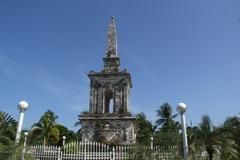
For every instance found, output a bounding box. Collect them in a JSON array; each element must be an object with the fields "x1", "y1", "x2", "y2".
[{"x1": 0, "y1": 144, "x2": 34, "y2": 160}]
